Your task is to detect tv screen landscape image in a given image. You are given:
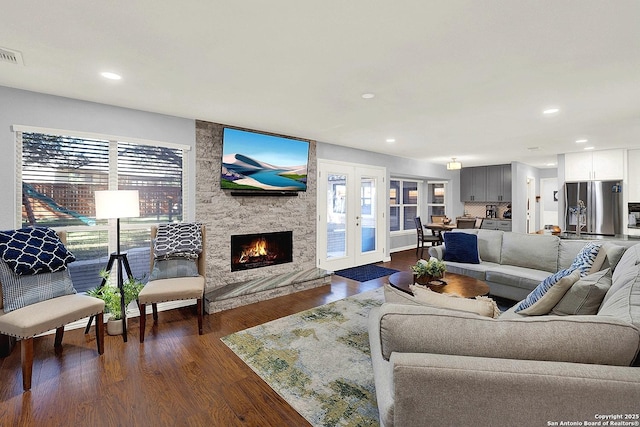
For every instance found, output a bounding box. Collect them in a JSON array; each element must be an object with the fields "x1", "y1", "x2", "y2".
[{"x1": 221, "y1": 127, "x2": 309, "y2": 192}]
